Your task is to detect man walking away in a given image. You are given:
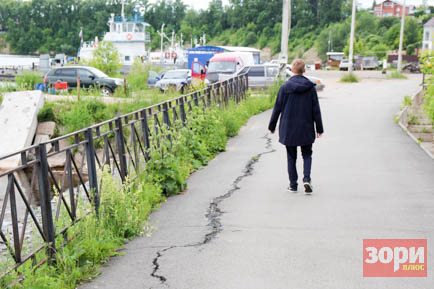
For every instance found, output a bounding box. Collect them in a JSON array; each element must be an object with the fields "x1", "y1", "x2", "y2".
[{"x1": 268, "y1": 59, "x2": 324, "y2": 194}]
